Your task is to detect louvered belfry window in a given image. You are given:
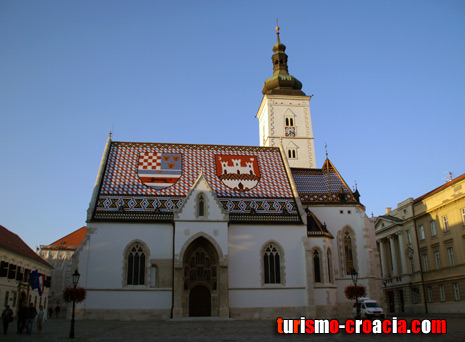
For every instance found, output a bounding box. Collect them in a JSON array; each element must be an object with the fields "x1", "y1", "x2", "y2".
[{"x1": 127, "y1": 243, "x2": 146, "y2": 285}]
